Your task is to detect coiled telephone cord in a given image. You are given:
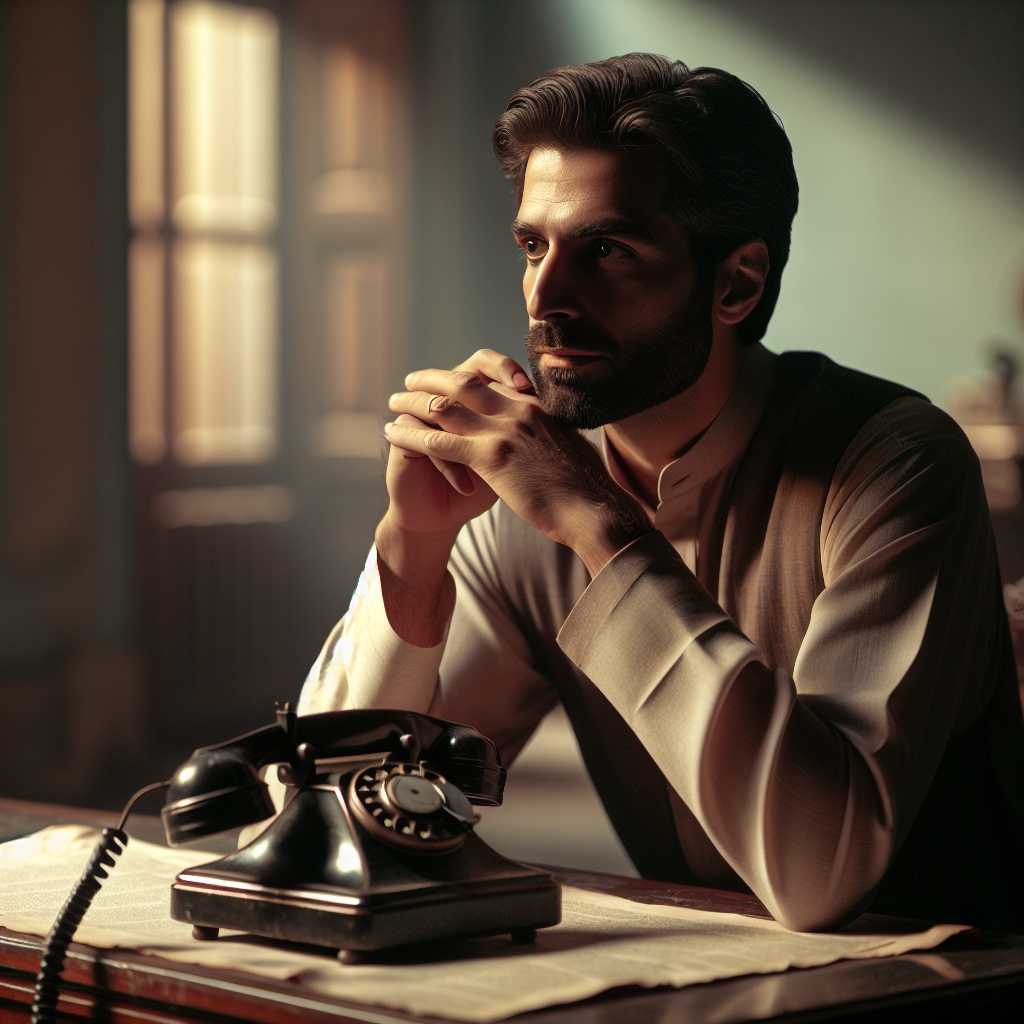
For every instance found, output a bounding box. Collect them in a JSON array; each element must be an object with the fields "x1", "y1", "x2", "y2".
[{"x1": 31, "y1": 780, "x2": 169, "y2": 1024}]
